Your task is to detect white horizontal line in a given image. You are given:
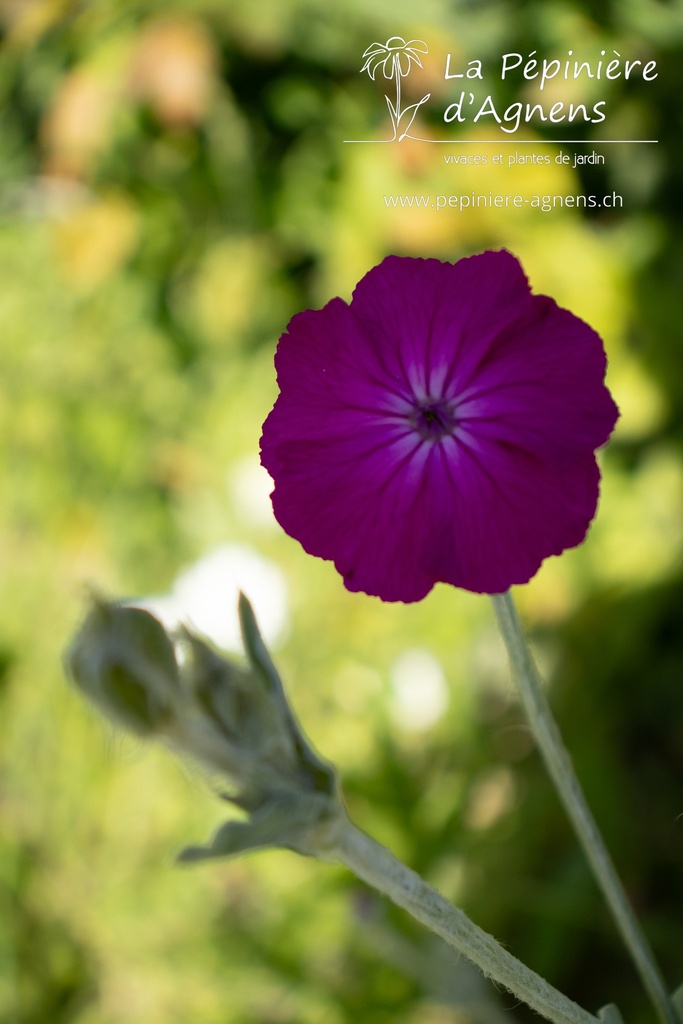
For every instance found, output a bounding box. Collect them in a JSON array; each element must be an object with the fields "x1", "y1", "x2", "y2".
[{"x1": 343, "y1": 139, "x2": 658, "y2": 144}]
